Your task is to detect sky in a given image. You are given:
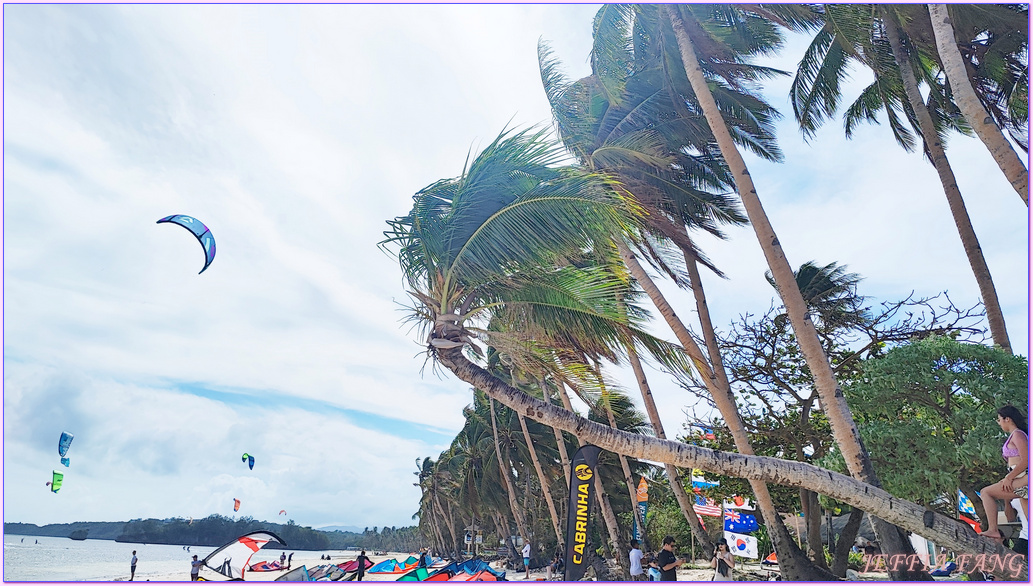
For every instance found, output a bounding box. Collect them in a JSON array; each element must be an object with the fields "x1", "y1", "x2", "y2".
[{"x1": 3, "y1": 4, "x2": 1027, "y2": 532}]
